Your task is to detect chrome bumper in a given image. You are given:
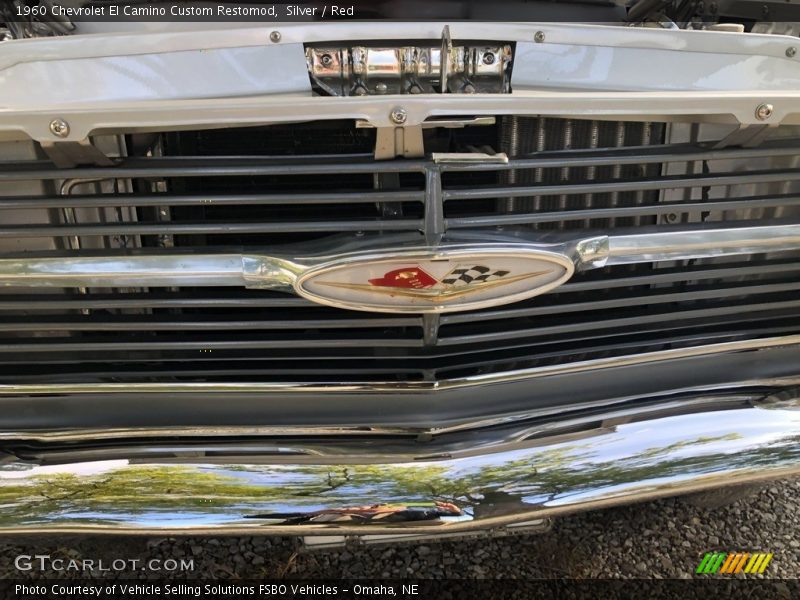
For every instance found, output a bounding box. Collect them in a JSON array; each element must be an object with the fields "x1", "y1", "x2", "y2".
[{"x1": 2, "y1": 390, "x2": 800, "y2": 535}]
